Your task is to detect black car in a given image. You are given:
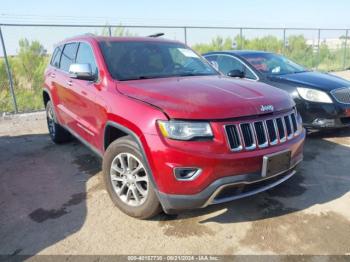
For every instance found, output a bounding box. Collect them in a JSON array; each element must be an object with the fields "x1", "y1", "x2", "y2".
[{"x1": 203, "y1": 50, "x2": 350, "y2": 129}]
